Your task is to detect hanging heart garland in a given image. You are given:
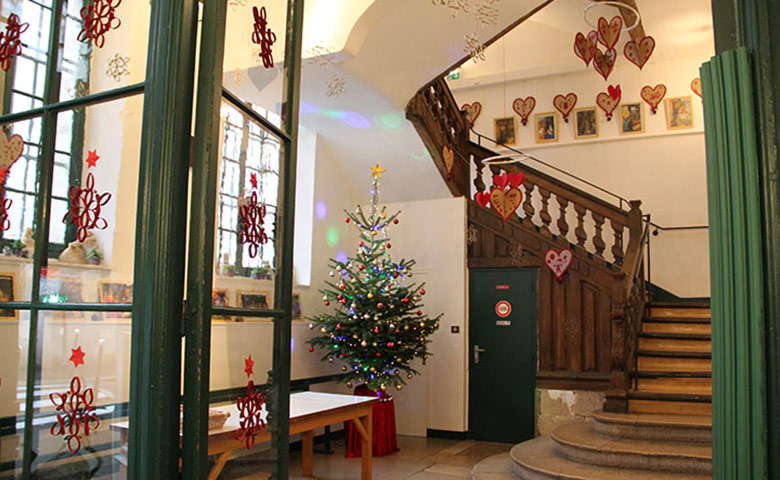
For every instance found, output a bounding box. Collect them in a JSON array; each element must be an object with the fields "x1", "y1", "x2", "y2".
[
  {"x1": 624, "y1": 36, "x2": 655, "y2": 69},
  {"x1": 640, "y1": 84, "x2": 667, "y2": 114},
  {"x1": 474, "y1": 191, "x2": 490, "y2": 208},
  {"x1": 487, "y1": 172, "x2": 525, "y2": 221},
  {"x1": 461, "y1": 102, "x2": 482, "y2": 126},
  {"x1": 544, "y1": 248, "x2": 573, "y2": 282},
  {"x1": 592, "y1": 48, "x2": 617, "y2": 81},
  {"x1": 442, "y1": 145, "x2": 455, "y2": 177},
  {"x1": 597, "y1": 16, "x2": 622, "y2": 50},
  {"x1": 553, "y1": 93, "x2": 578, "y2": 122},
  {"x1": 691, "y1": 77, "x2": 703, "y2": 98},
  {"x1": 512, "y1": 97, "x2": 536, "y2": 126},
  {"x1": 573, "y1": 30, "x2": 598, "y2": 66},
  {"x1": 0, "y1": 130, "x2": 24, "y2": 183},
  {"x1": 596, "y1": 85, "x2": 621, "y2": 121}
]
